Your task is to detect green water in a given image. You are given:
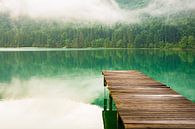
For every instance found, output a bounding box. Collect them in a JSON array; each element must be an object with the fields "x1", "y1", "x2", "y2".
[{"x1": 0, "y1": 48, "x2": 195, "y2": 129}]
